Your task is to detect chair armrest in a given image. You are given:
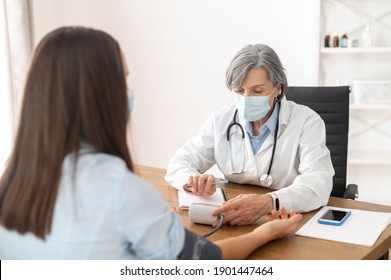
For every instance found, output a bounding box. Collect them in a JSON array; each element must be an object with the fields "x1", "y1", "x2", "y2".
[{"x1": 343, "y1": 184, "x2": 358, "y2": 200}]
